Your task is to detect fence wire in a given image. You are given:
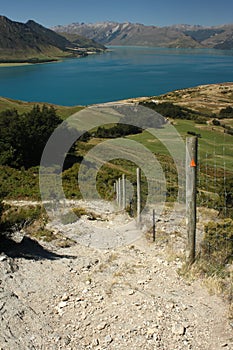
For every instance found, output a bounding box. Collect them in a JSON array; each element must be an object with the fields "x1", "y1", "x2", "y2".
[{"x1": 196, "y1": 133, "x2": 233, "y2": 265}]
